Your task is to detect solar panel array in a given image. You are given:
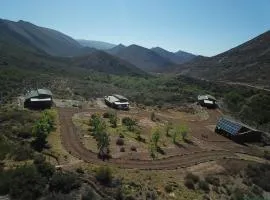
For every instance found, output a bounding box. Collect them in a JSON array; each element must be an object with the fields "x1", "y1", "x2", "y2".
[{"x1": 216, "y1": 118, "x2": 242, "y2": 135}]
